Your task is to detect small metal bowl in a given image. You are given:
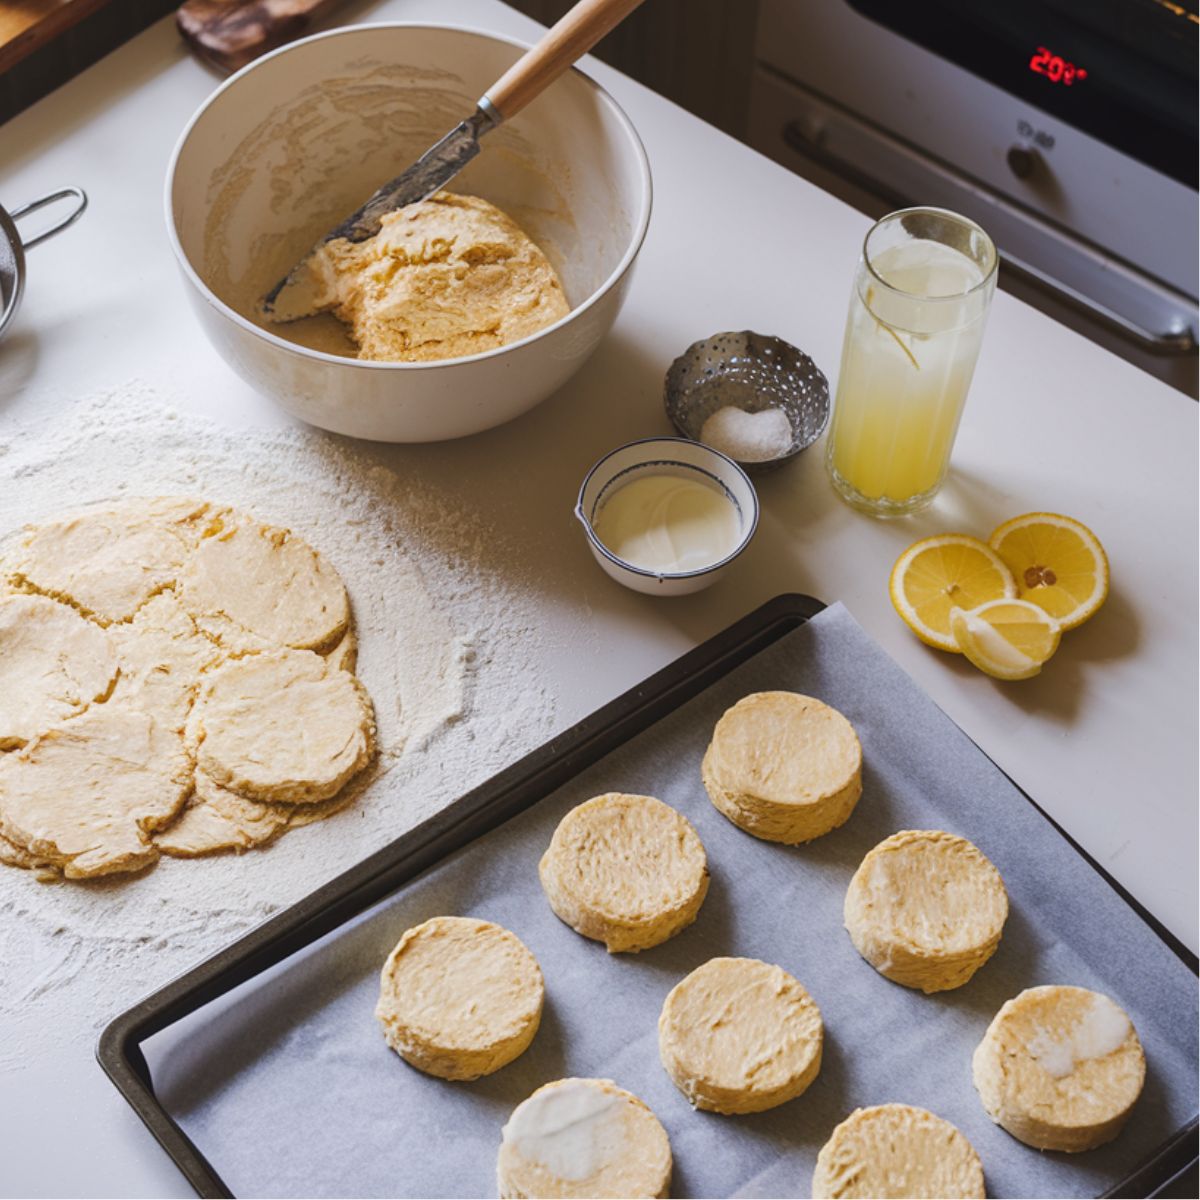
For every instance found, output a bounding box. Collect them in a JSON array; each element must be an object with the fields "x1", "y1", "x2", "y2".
[{"x1": 664, "y1": 330, "x2": 830, "y2": 474}]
